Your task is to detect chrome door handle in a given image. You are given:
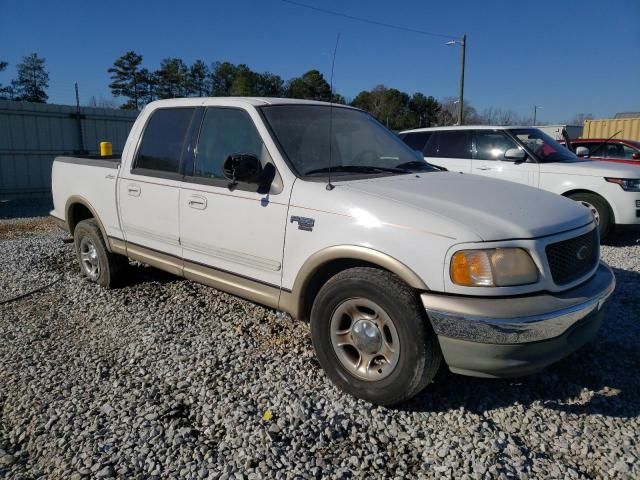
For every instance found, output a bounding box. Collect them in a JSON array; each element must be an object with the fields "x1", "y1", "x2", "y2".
[
  {"x1": 127, "y1": 184, "x2": 141, "y2": 196},
  {"x1": 188, "y1": 195, "x2": 207, "y2": 210},
  {"x1": 475, "y1": 167, "x2": 493, "y2": 171}
]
